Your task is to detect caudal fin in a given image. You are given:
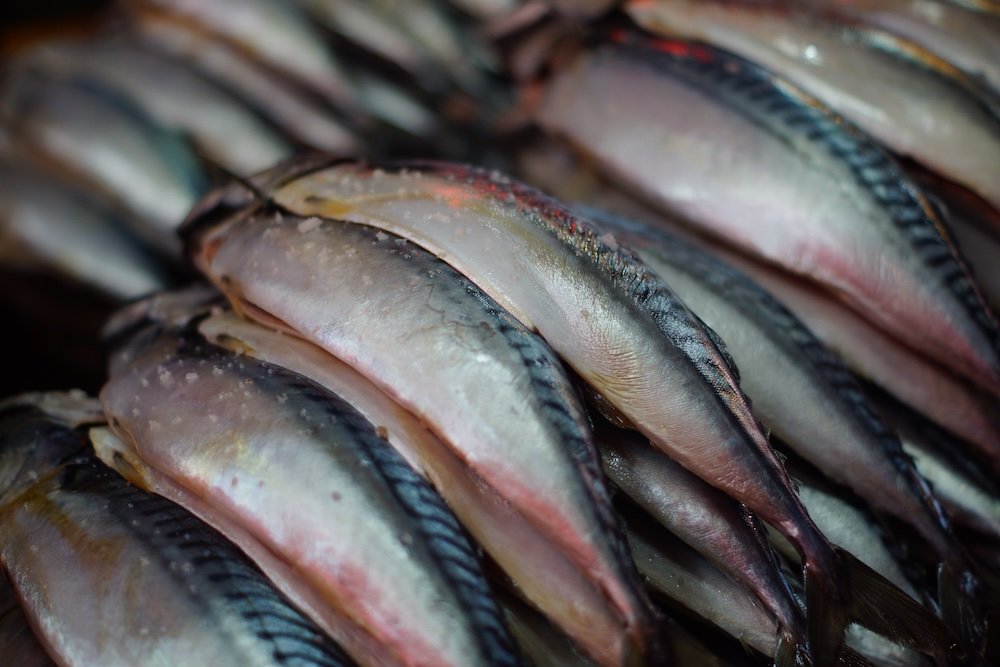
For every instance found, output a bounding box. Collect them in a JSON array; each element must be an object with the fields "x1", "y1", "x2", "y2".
[
  {"x1": 840, "y1": 548, "x2": 961, "y2": 666},
  {"x1": 805, "y1": 558, "x2": 849, "y2": 667},
  {"x1": 939, "y1": 563, "x2": 987, "y2": 664}
]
